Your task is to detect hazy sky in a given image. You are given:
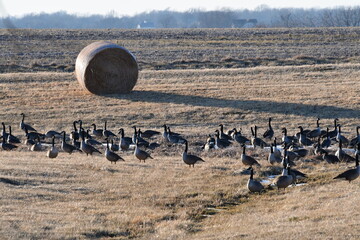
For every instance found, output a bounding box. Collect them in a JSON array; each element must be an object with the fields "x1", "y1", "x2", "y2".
[{"x1": 1, "y1": 0, "x2": 359, "y2": 17}]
